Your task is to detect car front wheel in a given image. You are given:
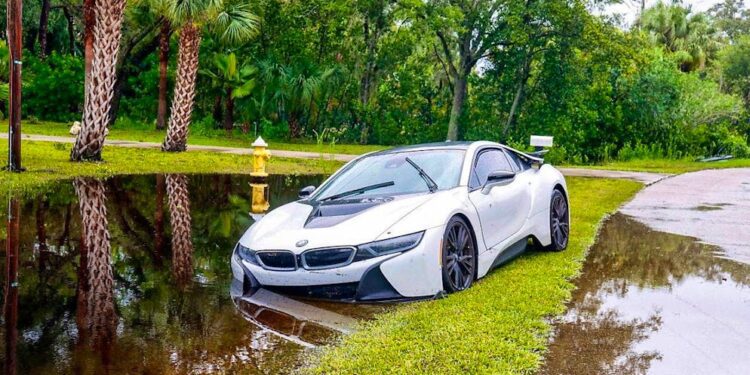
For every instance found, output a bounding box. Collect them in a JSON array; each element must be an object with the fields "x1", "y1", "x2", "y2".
[{"x1": 441, "y1": 217, "x2": 476, "y2": 293}]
